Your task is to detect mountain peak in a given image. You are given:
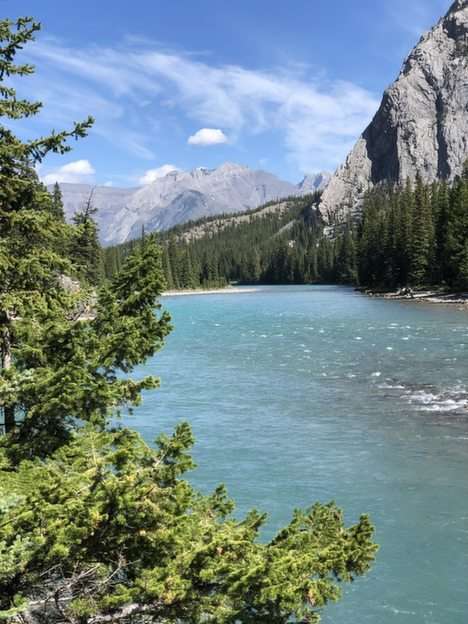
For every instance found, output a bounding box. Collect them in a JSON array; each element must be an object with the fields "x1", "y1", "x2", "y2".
[
  {"x1": 216, "y1": 162, "x2": 249, "y2": 174},
  {"x1": 319, "y1": 1, "x2": 468, "y2": 222},
  {"x1": 298, "y1": 172, "x2": 331, "y2": 192},
  {"x1": 57, "y1": 165, "x2": 303, "y2": 245}
]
